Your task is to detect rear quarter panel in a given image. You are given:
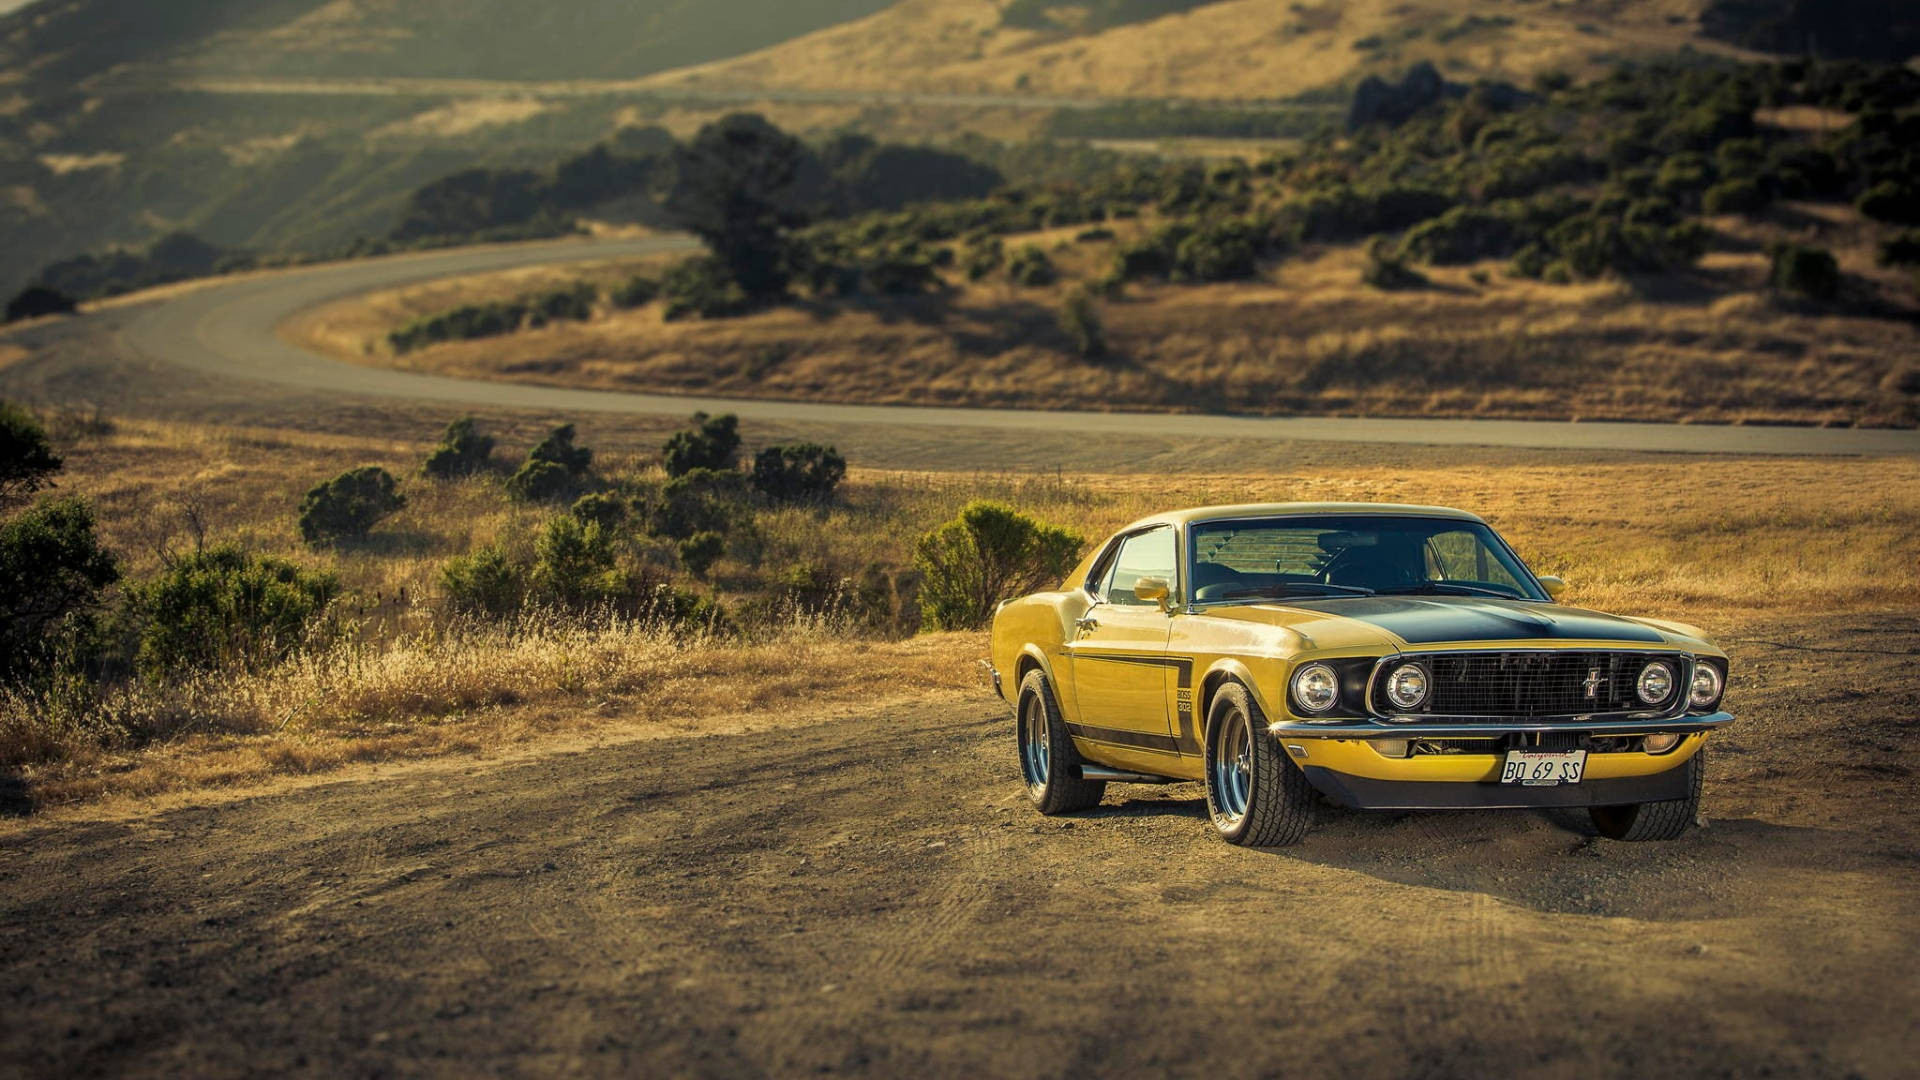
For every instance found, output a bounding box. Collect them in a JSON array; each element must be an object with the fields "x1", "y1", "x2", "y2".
[{"x1": 990, "y1": 591, "x2": 1092, "y2": 717}]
